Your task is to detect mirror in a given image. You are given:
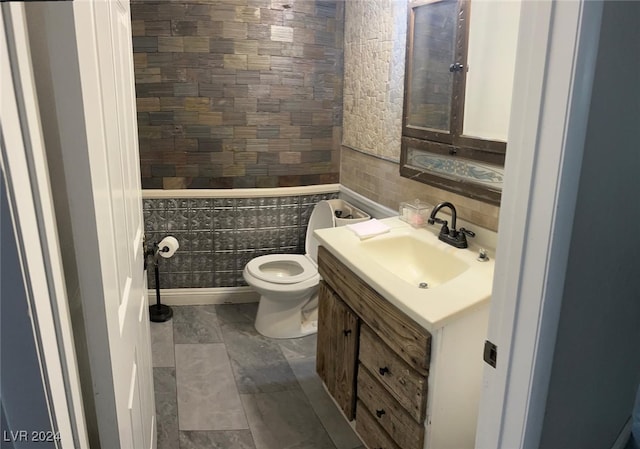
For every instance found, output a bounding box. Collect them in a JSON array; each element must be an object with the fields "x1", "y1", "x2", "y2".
[
  {"x1": 463, "y1": 0, "x2": 520, "y2": 141},
  {"x1": 406, "y1": 0, "x2": 458, "y2": 133},
  {"x1": 401, "y1": 0, "x2": 521, "y2": 205}
]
